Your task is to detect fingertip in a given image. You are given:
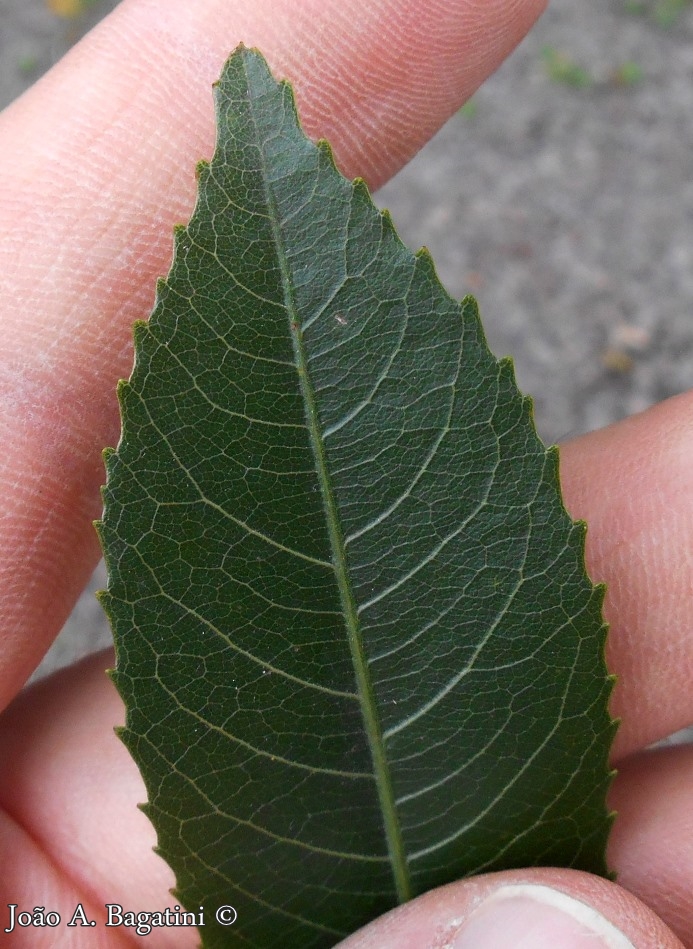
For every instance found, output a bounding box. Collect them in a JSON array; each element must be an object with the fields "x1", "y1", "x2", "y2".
[
  {"x1": 560, "y1": 392, "x2": 693, "y2": 758},
  {"x1": 337, "y1": 869, "x2": 684, "y2": 949}
]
